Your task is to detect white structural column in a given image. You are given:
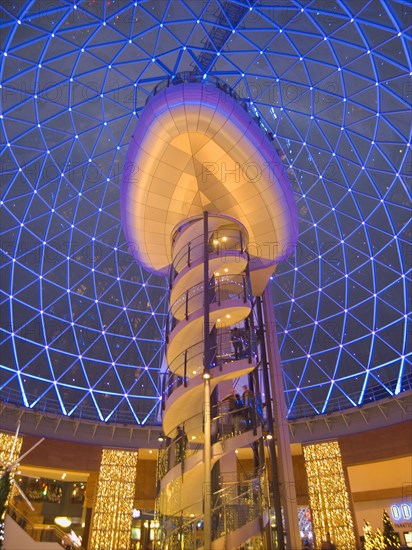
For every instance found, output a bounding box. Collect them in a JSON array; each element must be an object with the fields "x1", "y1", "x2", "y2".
[
  {"x1": 202, "y1": 211, "x2": 212, "y2": 549},
  {"x1": 263, "y1": 286, "x2": 301, "y2": 550},
  {"x1": 203, "y1": 375, "x2": 212, "y2": 549}
]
